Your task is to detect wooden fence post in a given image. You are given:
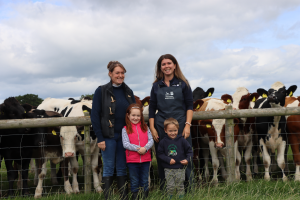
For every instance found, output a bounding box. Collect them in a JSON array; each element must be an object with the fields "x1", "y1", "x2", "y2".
[
  {"x1": 84, "y1": 112, "x2": 92, "y2": 193},
  {"x1": 225, "y1": 105, "x2": 236, "y2": 183}
]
